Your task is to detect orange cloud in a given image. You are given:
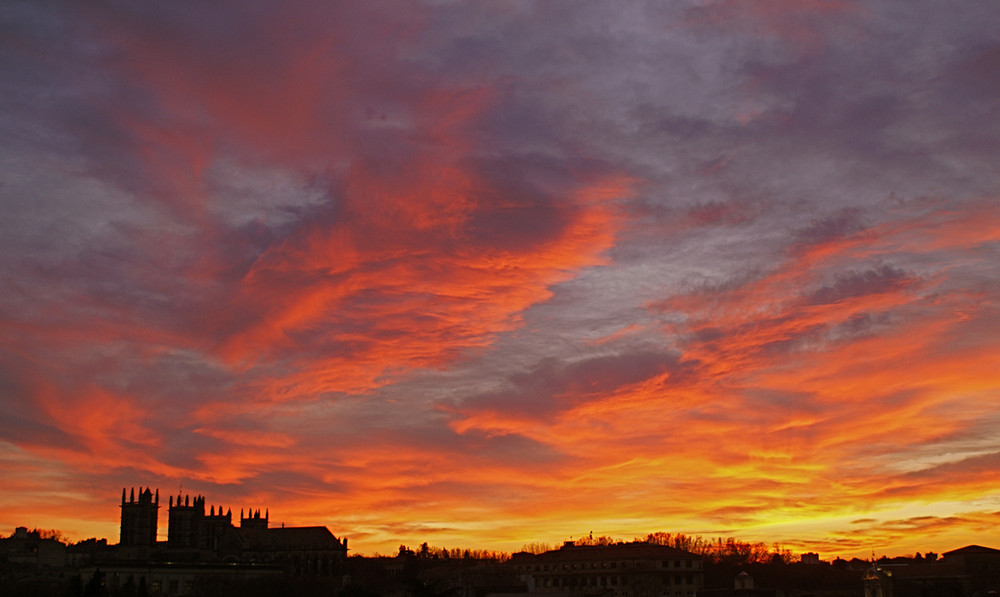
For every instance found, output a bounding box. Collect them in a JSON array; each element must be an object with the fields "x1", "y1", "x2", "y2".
[
  {"x1": 212, "y1": 89, "x2": 632, "y2": 396},
  {"x1": 436, "y1": 197, "x2": 1000, "y2": 557}
]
